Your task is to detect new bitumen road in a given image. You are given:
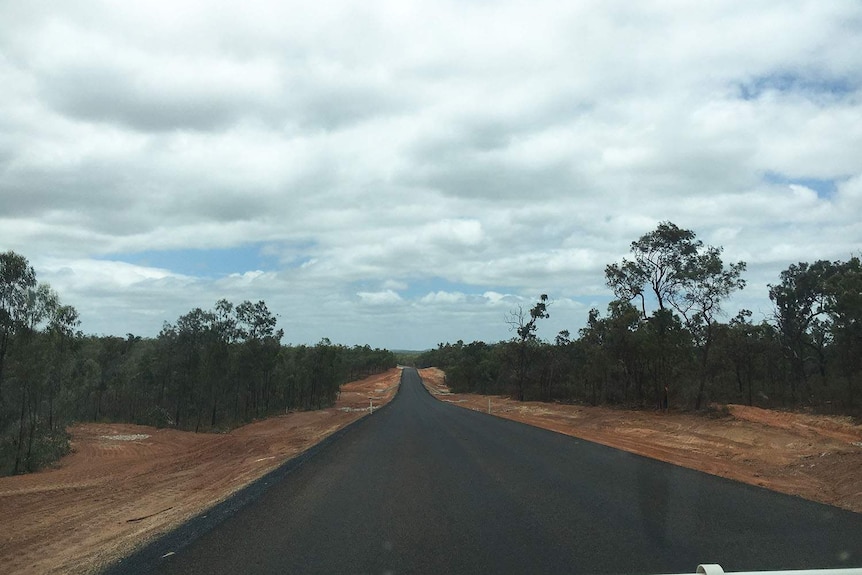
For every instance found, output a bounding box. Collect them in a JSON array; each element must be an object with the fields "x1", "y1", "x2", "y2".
[{"x1": 117, "y1": 368, "x2": 861, "y2": 574}]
